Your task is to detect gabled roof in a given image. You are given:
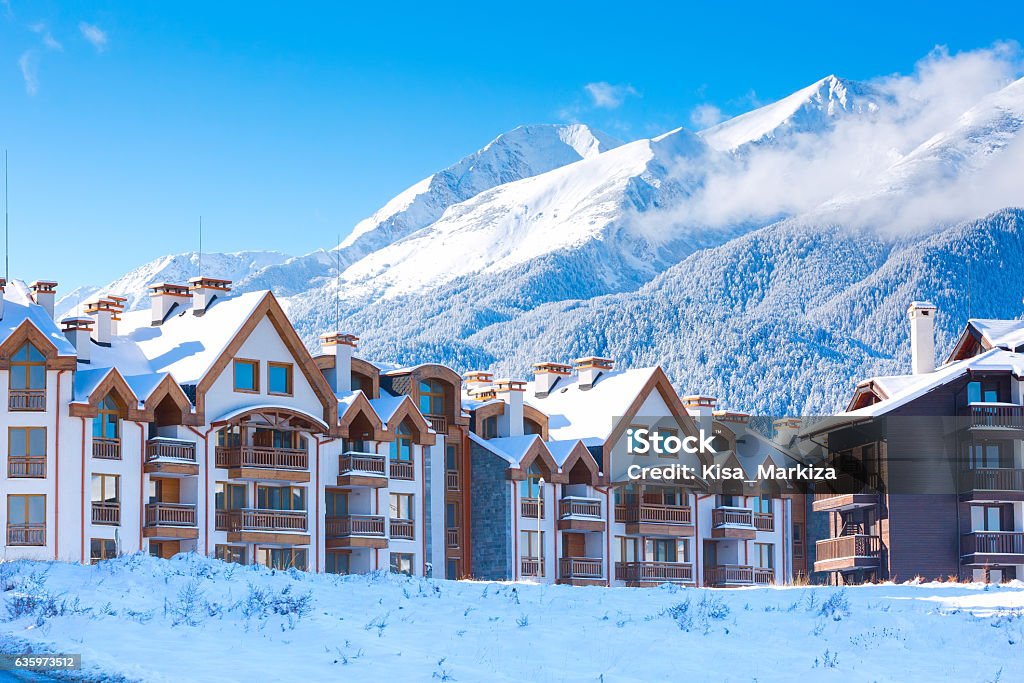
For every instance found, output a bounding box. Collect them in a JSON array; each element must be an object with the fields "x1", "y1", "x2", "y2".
[
  {"x1": 0, "y1": 281, "x2": 77, "y2": 358},
  {"x1": 965, "y1": 319, "x2": 1024, "y2": 352}
]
